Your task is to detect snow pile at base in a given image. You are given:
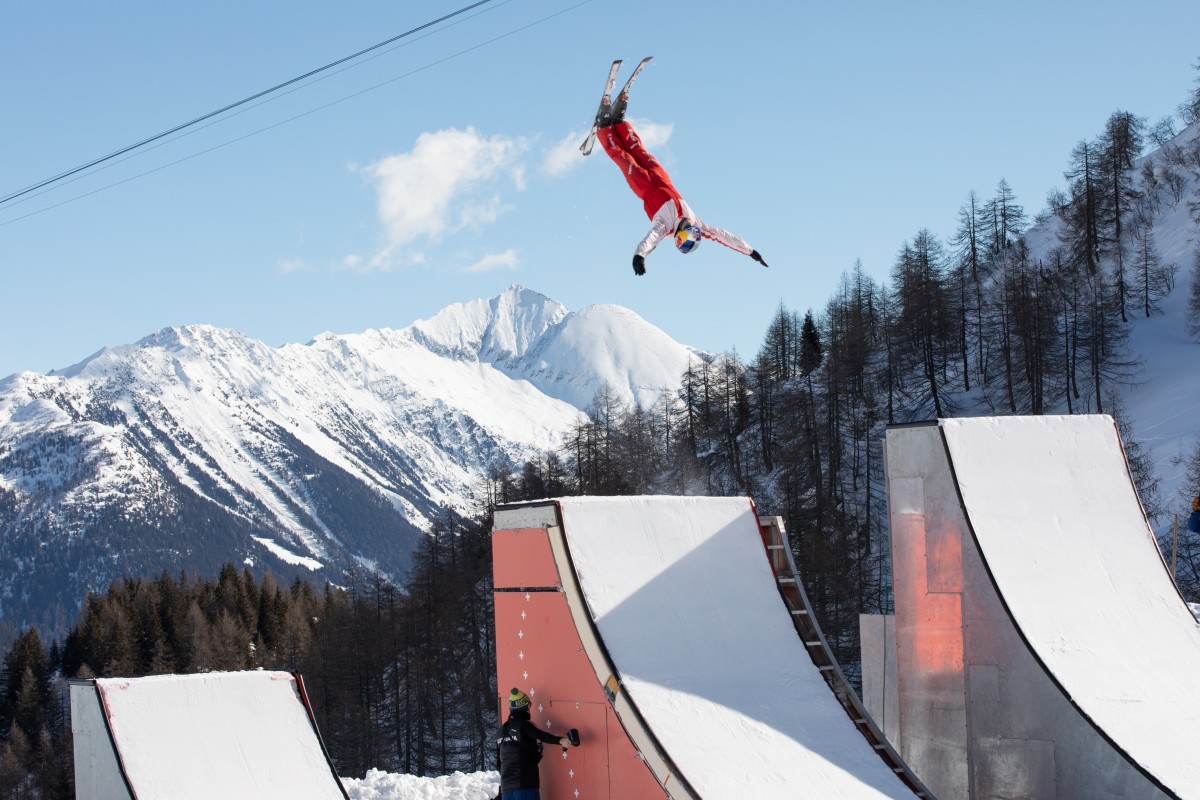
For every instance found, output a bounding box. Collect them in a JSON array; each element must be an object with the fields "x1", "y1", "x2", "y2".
[{"x1": 342, "y1": 770, "x2": 498, "y2": 800}]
